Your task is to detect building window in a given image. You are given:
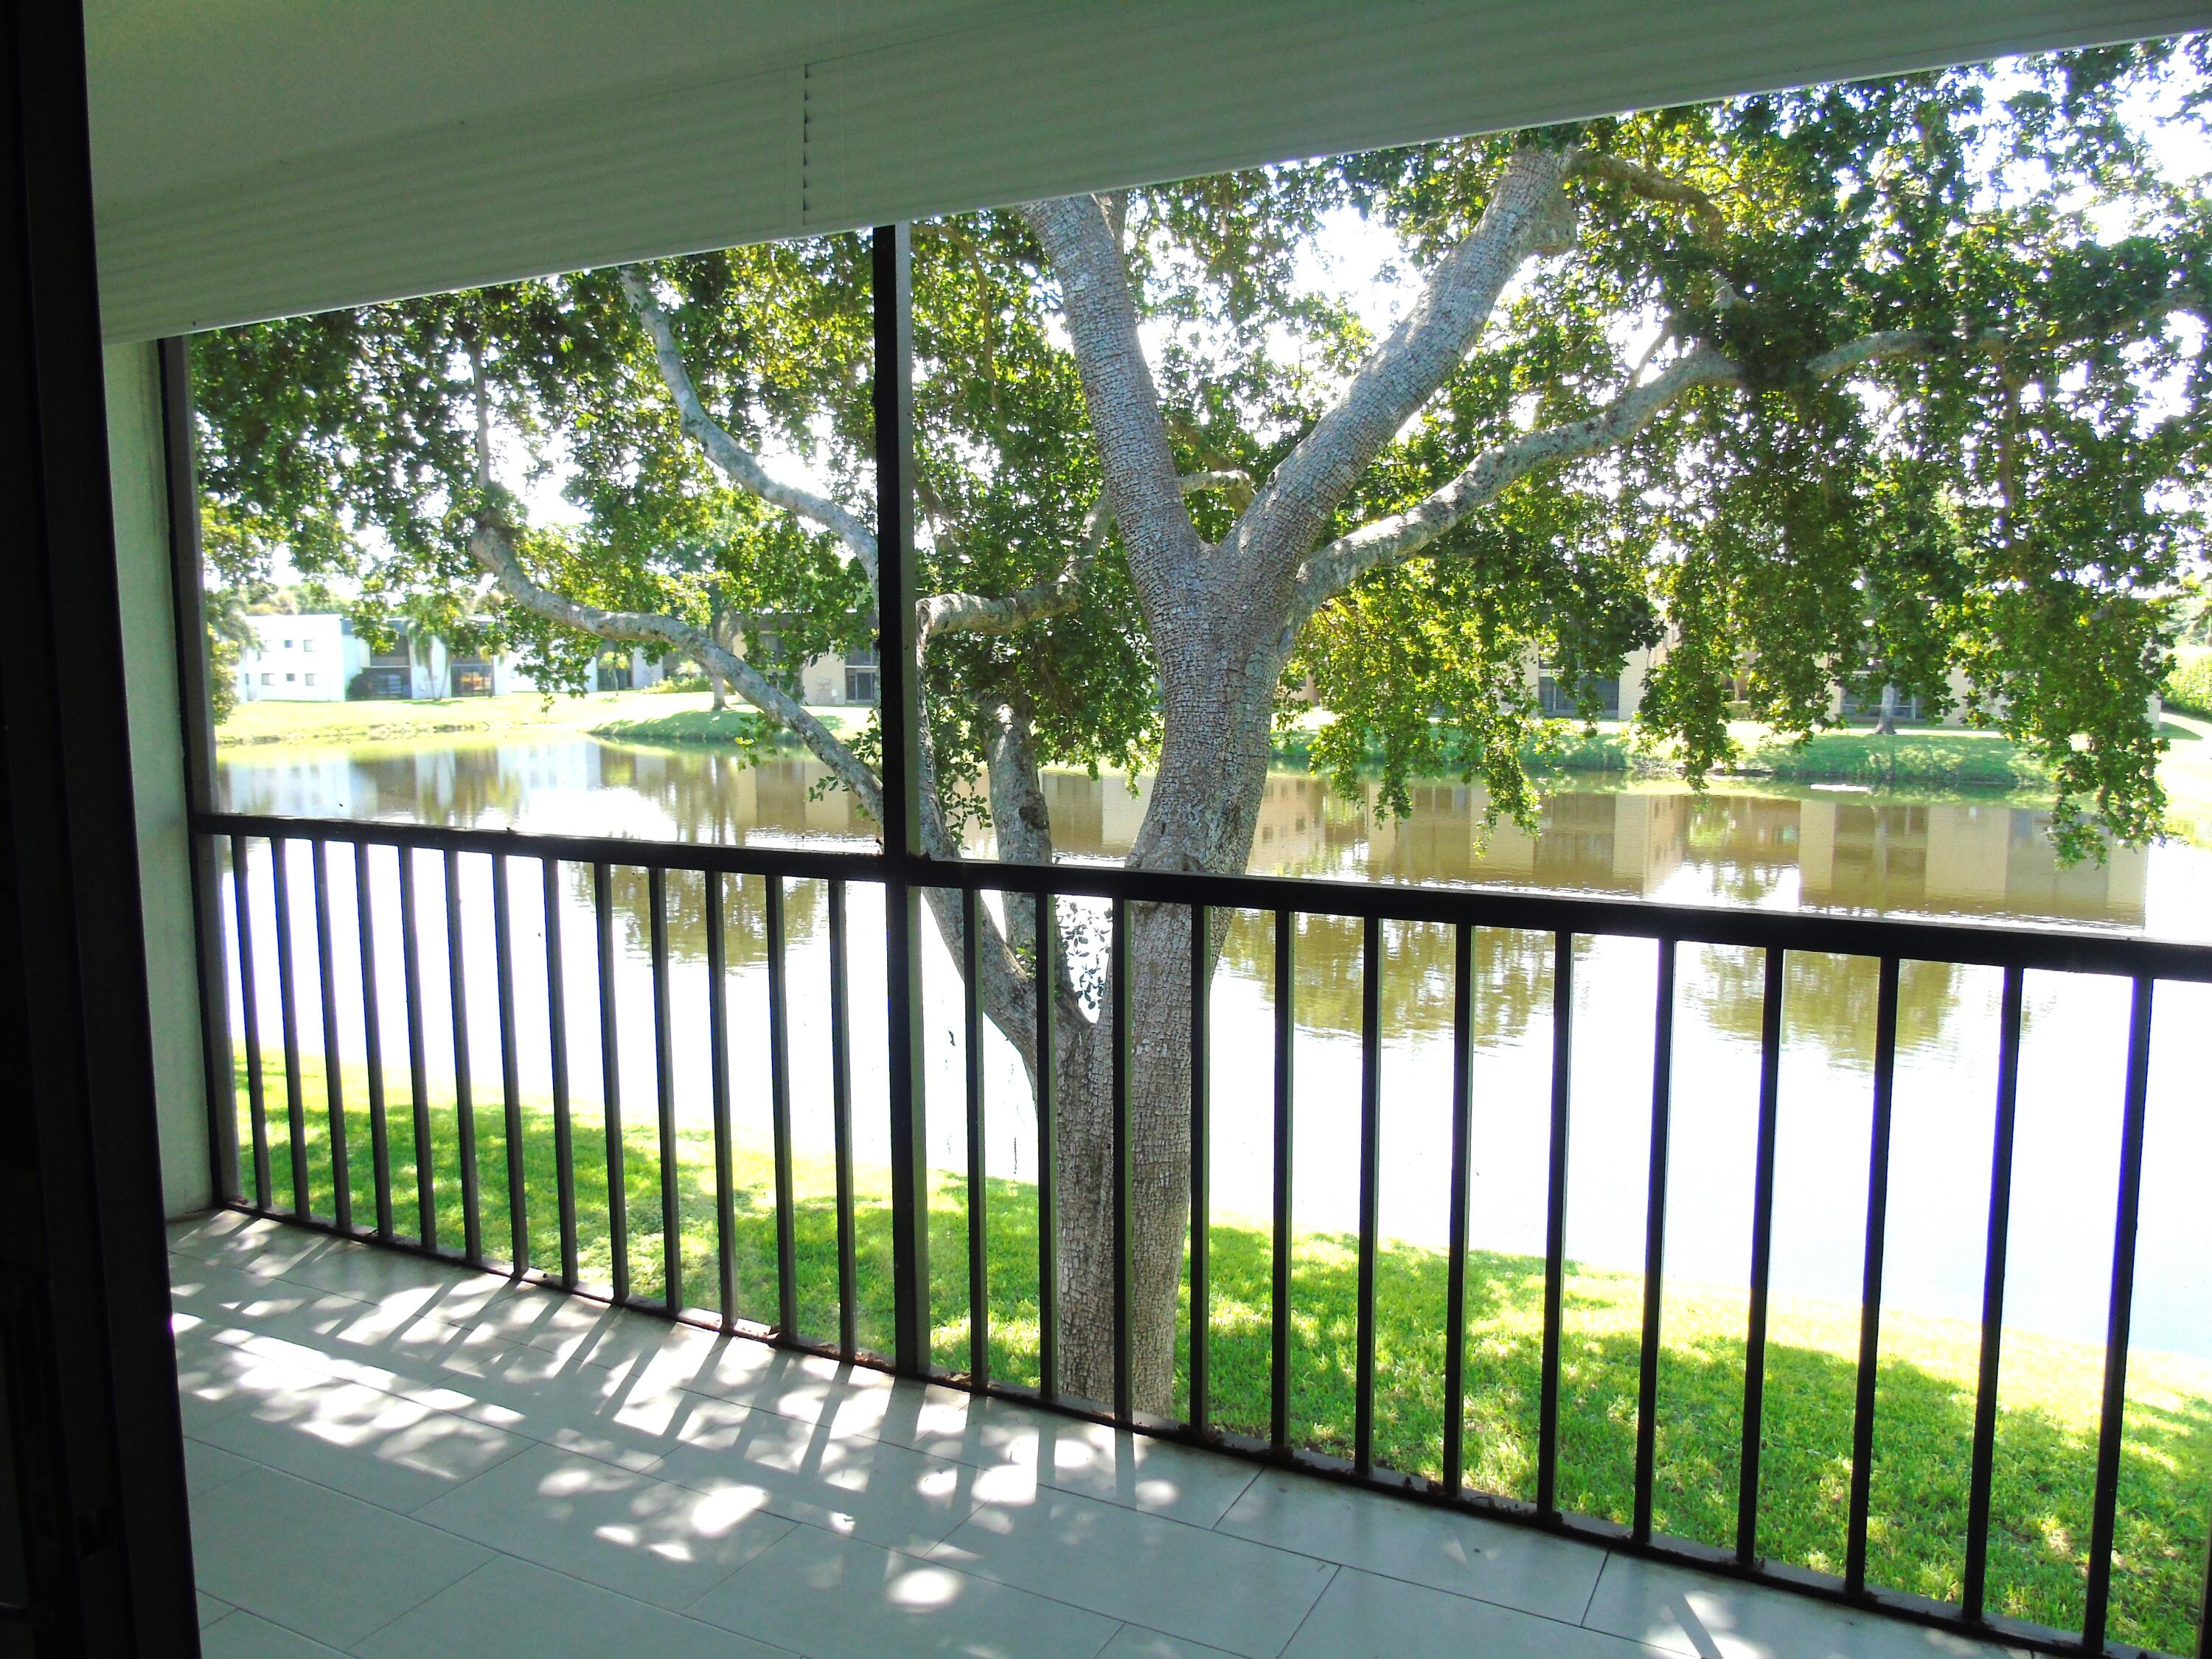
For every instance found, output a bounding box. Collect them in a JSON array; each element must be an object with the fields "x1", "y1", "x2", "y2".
[
  {"x1": 1537, "y1": 668, "x2": 1621, "y2": 719},
  {"x1": 302, "y1": 639, "x2": 316, "y2": 653},
  {"x1": 282, "y1": 638, "x2": 293, "y2": 649},
  {"x1": 303, "y1": 672, "x2": 318, "y2": 686},
  {"x1": 259, "y1": 672, "x2": 272, "y2": 685},
  {"x1": 844, "y1": 643, "x2": 880, "y2": 705},
  {"x1": 1841, "y1": 685, "x2": 1924, "y2": 725},
  {"x1": 285, "y1": 672, "x2": 296, "y2": 682}
]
